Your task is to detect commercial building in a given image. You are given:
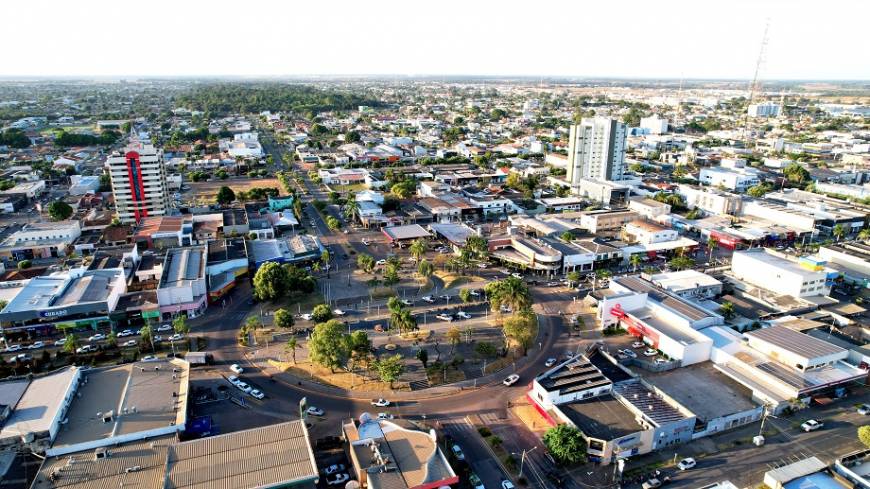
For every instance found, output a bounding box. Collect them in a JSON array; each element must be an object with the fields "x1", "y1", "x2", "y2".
[
  {"x1": 699, "y1": 165, "x2": 761, "y2": 192},
  {"x1": 648, "y1": 270, "x2": 723, "y2": 300},
  {"x1": 133, "y1": 216, "x2": 194, "y2": 249},
  {"x1": 205, "y1": 238, "x2": 249, "y2": 303},
  {"x1": 247, "y1": 235, "x2": 324, "y2": 269},
  {"x1": 106, "y1": 141, "x2": 170, "y2": 223},
  {"x1": 676, "y1": 184, "x2": 742, "y2": 216},
  {"x1": 817, "y1": 241, "x2": 870, "y2": 288},
  {"x1": 219, "y1": 131, "x2": 264, "y2": 158},
  {"x1": 628, "y1": 197, "x2": 671, "y2": 219},
  {"x1": 566, "y1": 117, "x2": 627, "y2": 184},
  {"x1": 573, "y1": 178, "x2": 631, "y2": 206},
  {"x1": 580, "y1": 209, "x2": 639, "y2": 234},
  {"x1": 640, "y1": 115, "x2": 669, "y2": 134},
  {"x1": 157, "y1": 246, "x2": 207, "y2": 320},
  {"x1": 381, "y1": 224, "x2": 431, "y2": 244},
  {"x1": 0, "y1": 220, "x2": 82, "y2": 261},
  {"x1": 0, "y1": 267, "x2": 127, "y2": 337},
  {"x1": 489, "y1": 230, "x2": 562, "y2": 273},
  {"x1": 743, "y1": 197, "x2": 866, "y2": 238},
  {"x1": 731, "y1": 248, "x2": 833, "y2": 298},
  {"x1": 1, "y1": 180, "x2": 45, "y2": 199},
  {"x1": 0, "y1": 367, "x2": 81, "y2": 453},
  {"x1": 623, "y1": 220, "x2": 679, "y2": 245},
  {"x1": 342, "y1": 414, "x2": 458, "y2": 489},
  {"x1": 748, "y1": 102, "x2": 782, "y2": 118}
]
